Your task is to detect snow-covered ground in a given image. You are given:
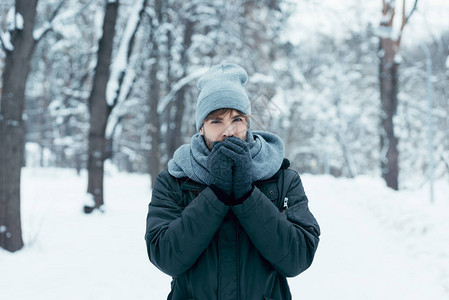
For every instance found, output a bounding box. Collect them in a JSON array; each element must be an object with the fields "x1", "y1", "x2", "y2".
[{"x1": 1, "y1": 167, "x2": 448, "y2": 299}]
